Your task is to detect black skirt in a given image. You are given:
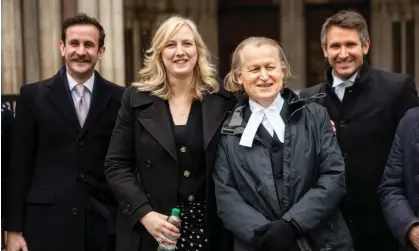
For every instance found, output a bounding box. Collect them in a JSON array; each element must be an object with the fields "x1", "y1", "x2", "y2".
[{"x1": 177, "y1": 200, "x2": 208, "y2": 251}]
